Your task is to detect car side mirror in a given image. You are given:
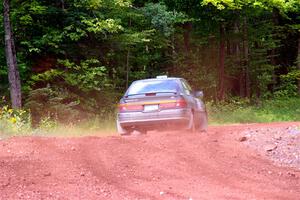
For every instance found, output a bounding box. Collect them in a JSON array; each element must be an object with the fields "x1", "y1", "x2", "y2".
[{"x1": 193, "y1": 90, "x2": 204, "y2": 98}]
